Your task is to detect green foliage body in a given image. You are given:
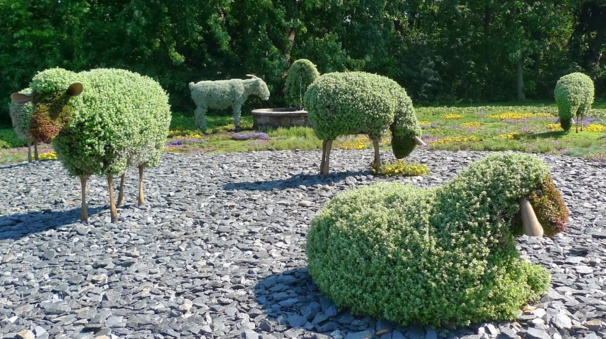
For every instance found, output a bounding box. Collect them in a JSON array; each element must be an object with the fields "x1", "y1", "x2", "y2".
[
  {"x1": 29, "y1": 68, "x2": 171, "y2": 176},
  {"x1": 285, "y1": 59, "x2": 320, "y2": 108},
  {"x1": 9, "y1": 88, "x2": 33, "y2": 141},
  {"x1": 189, "y1": 77, "x2": 270, "y2": 131},
  {"x1": 304, "y1": 71, "x2": 421, "y2": 158},
  {"x1": 307, "y1": 153, "x2": 569, "y2": 326},
  {"x1": 554, "y1": 72, "x2": 594, "y2": 131}
]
